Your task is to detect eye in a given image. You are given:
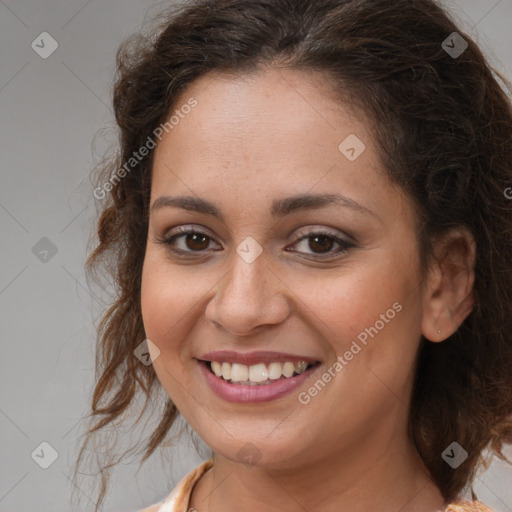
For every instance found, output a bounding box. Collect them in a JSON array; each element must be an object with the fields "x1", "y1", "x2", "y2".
[
  {"x1": 288, "y1": 229, "x2": 355, "y2": 259},
  {"x1": 158, "y1": 226, "x2": 220, "y2": 255},
  {"x1": 157, "y1": 225, "x2": 355, "y2": 260}
]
